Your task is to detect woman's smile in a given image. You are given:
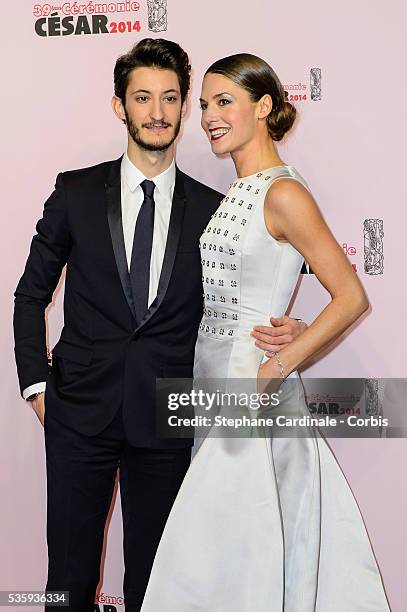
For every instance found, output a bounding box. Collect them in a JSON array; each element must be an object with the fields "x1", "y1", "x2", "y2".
[{"x1": 209, "y1": 127, "x2": 231, "y2": 141}]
